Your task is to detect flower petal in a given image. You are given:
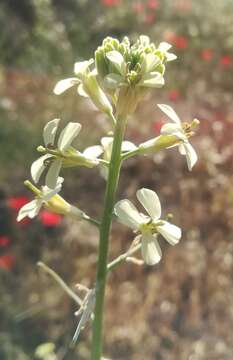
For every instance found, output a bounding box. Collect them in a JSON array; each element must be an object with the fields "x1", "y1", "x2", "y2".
[
  {"x1": 182, "y1": 141, "x2": 198, "y2": 171},
  {"x1": 83, "y1": 145, "x2": 103, "y2": 159},
  {"x1": 31, "y1": 154, "x2": 51, "y2": 183},
  {"x1": 43, "y1": 118, "x2": 60, "y2": 147},
  {"x1": 17, "y1": 199, "x2": 41, "y2": 221},
  {"x1": 106, "y1": 51, "x2": 126, "y2": 75},
  {"x1": 139, "y1": 72, "x2": 164, "y2": 88},
  {"x1": 160, "y1": 123, "x2": 185, "y2": 140},
  {"x1": 114, "y1": 199, "x2": 144, "y2": 230},
  {"x1": 141, "y1": 233, "x2": 162, "y2": 265},
  {"x1": 57, "y1": 122, "x2": 82, "y2": 152},
  {"x1": 100, "y1": 137, "x2": 113, "y2": 161},
  {"x1": 158, "y1": 42, "x2": 172, "y2": 52},
  {"x1": 166, "y1": 52, "x2": 177, "y2": 61},
  {"x1": 104, "y1": 73, "x2": 124, "y2": 89},
  {"x1": 178, "y1": 143, "x2": 186, "y2": 155},
  {"x1": 121, "y1": 141, "x2": 137, "y2": 152},
  {"x1": 53, "y1": 78, "x2": 79, "y2": 95},
  {"x1": 74, "y1": 59, "x2": 93, "y2": 77},
  {"x1": 42, "y1": 180, "x2": 63, "y2": 201},
  {"x1": 136, "y1": 188, "x2": 161, "y2": 220},
  {"x1": 144, "y1": 53, "x2": 161, "y2": 72},
  {"x1": 100, "y1": 137, "x2": 113, "y2": 149},
  {"x1": 157, "y1": 221, "x2": 182, "y2": 245},
  {"x1": 157, "y1": 104, "x2": 181, "y2": 124},
  {"x1": 77, "y1": 84, "x2": 89, "y2": 97},
  {"x1": 45, "y1": 159, "x2": 62, "y2": 189}
]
